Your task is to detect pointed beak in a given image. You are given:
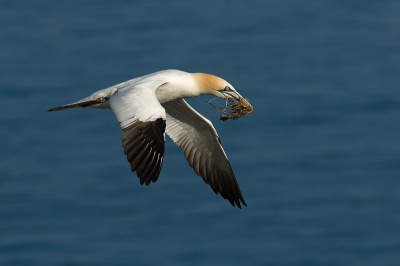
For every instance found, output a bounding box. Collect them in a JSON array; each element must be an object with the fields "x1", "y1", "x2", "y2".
[
  {"x1": 221, "y1": 91, "x2": 241, "y2": 103},
  {"x1": 221, "y1": 90, "x2": 251, "y2": 105}
]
